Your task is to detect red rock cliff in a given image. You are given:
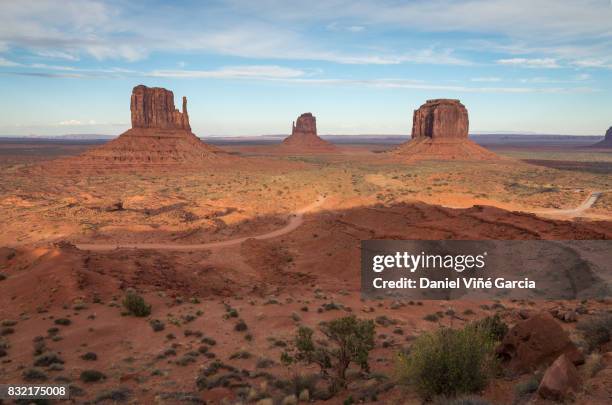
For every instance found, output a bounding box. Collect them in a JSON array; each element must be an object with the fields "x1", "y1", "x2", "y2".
[
  {"x1": 130, "y1": 85, "x2": 190, "y2": 130},
  {"x1": 411, "y1": 99, "x2": 468, "y2": 140}
]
